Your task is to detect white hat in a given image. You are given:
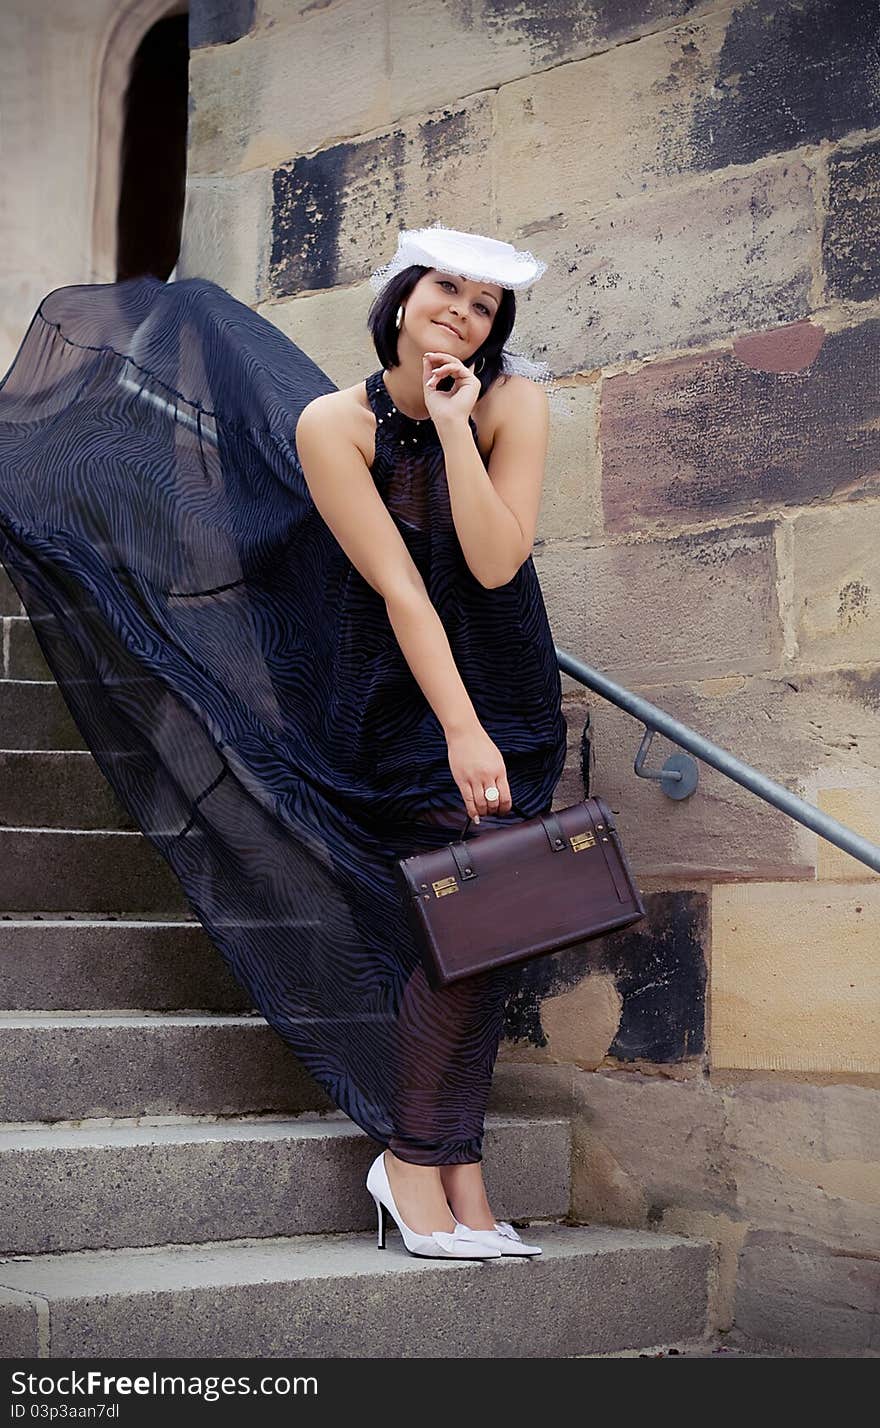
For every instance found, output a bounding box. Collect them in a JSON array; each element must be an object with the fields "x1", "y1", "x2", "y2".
[
  {"x1": 368, "y1": 223, "x2": 567, "y2": 415},
  {"x1": 368, "y1": 223, "x2": 547, "y2": 295}
]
